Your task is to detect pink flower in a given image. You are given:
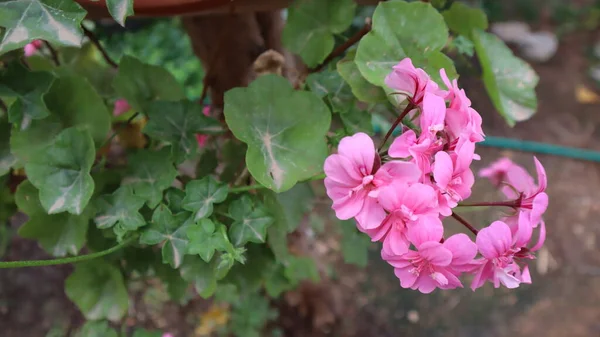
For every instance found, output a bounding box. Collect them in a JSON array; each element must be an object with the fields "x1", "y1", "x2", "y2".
[
  {"x1": 324, "y1": 133, "x2": 421, "y2": 224},
  {"x1": 374, "y1": 181, "x2": 442, "y2": 255},
  {"x1": 383, "y1": 222, "x2": 478, "y2": 293},
  {"x1": 388, "y1": 130, "x2": 442, "y2": 174},
  {"x1": 479, "y1": 157, "x2": 516, "y2": 187},
  {"x1": 419, "y1": 92, "x2": 446, "y2": 136},
  {"x1": 24, "y1": 40, "x2": 43, "y2": 57},
  {"x1": 432, "y1": 142, "x2": 475, "y2": 210},
  {"x1": 162, "y1": 334, "x2": 174, "y2": 337},
  {"x1": 113, "y1": 99, "x2": 131, "y2": 117},
  {"x1": 471, "y1": 219, "x2": 544, "y2": 290},
  {"x1": 384, "y1": 58, "x2": 444, "y2": 106},
  {"x1": 440, "y1": 69, "x2": 484, "y2": 144},
  {"x1": 195, "y1": 106, "x2": 211, "y2": 147}
]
